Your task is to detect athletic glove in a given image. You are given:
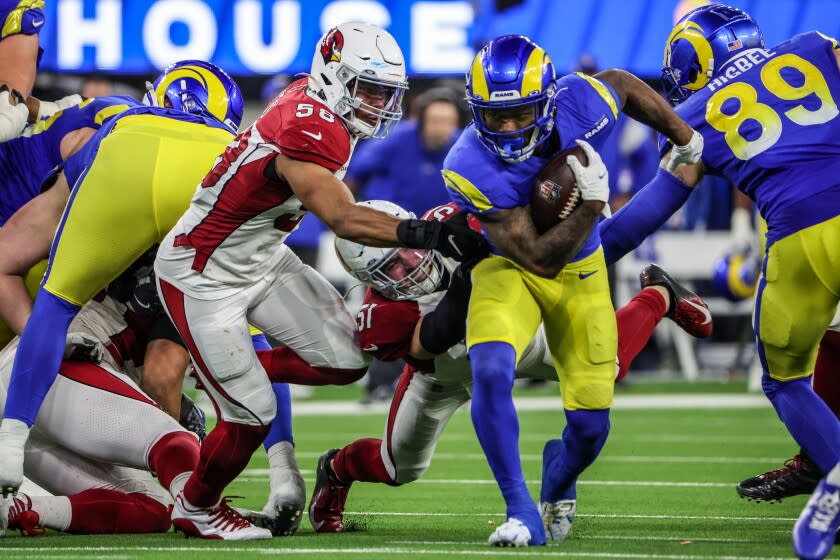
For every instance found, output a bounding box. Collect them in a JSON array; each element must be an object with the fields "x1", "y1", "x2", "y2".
[
  {"x1": 36, "y1": 94, "x2": 83, "y2": 120},
  {"x1": 567, "y1": 139, "x2": 612, "y2": 218},
  {"x1": 127, "y1": 270, "x2": 162, "y2": 315},
  {"x1": 666, "y1": 129, "x2": 704, "y2": 173},
  {"x1": 0, "y1": 86, "x2": 29, "y2": 142},
  {"x1": 64, "y1": 332, "x2": 106, "y2": 363},
  {"x1": 179, "y1": 393, "x2": 207, "y2": 441},
  {"x1": 397, "y1": 212, "x2": 489, "y2": 261}
]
